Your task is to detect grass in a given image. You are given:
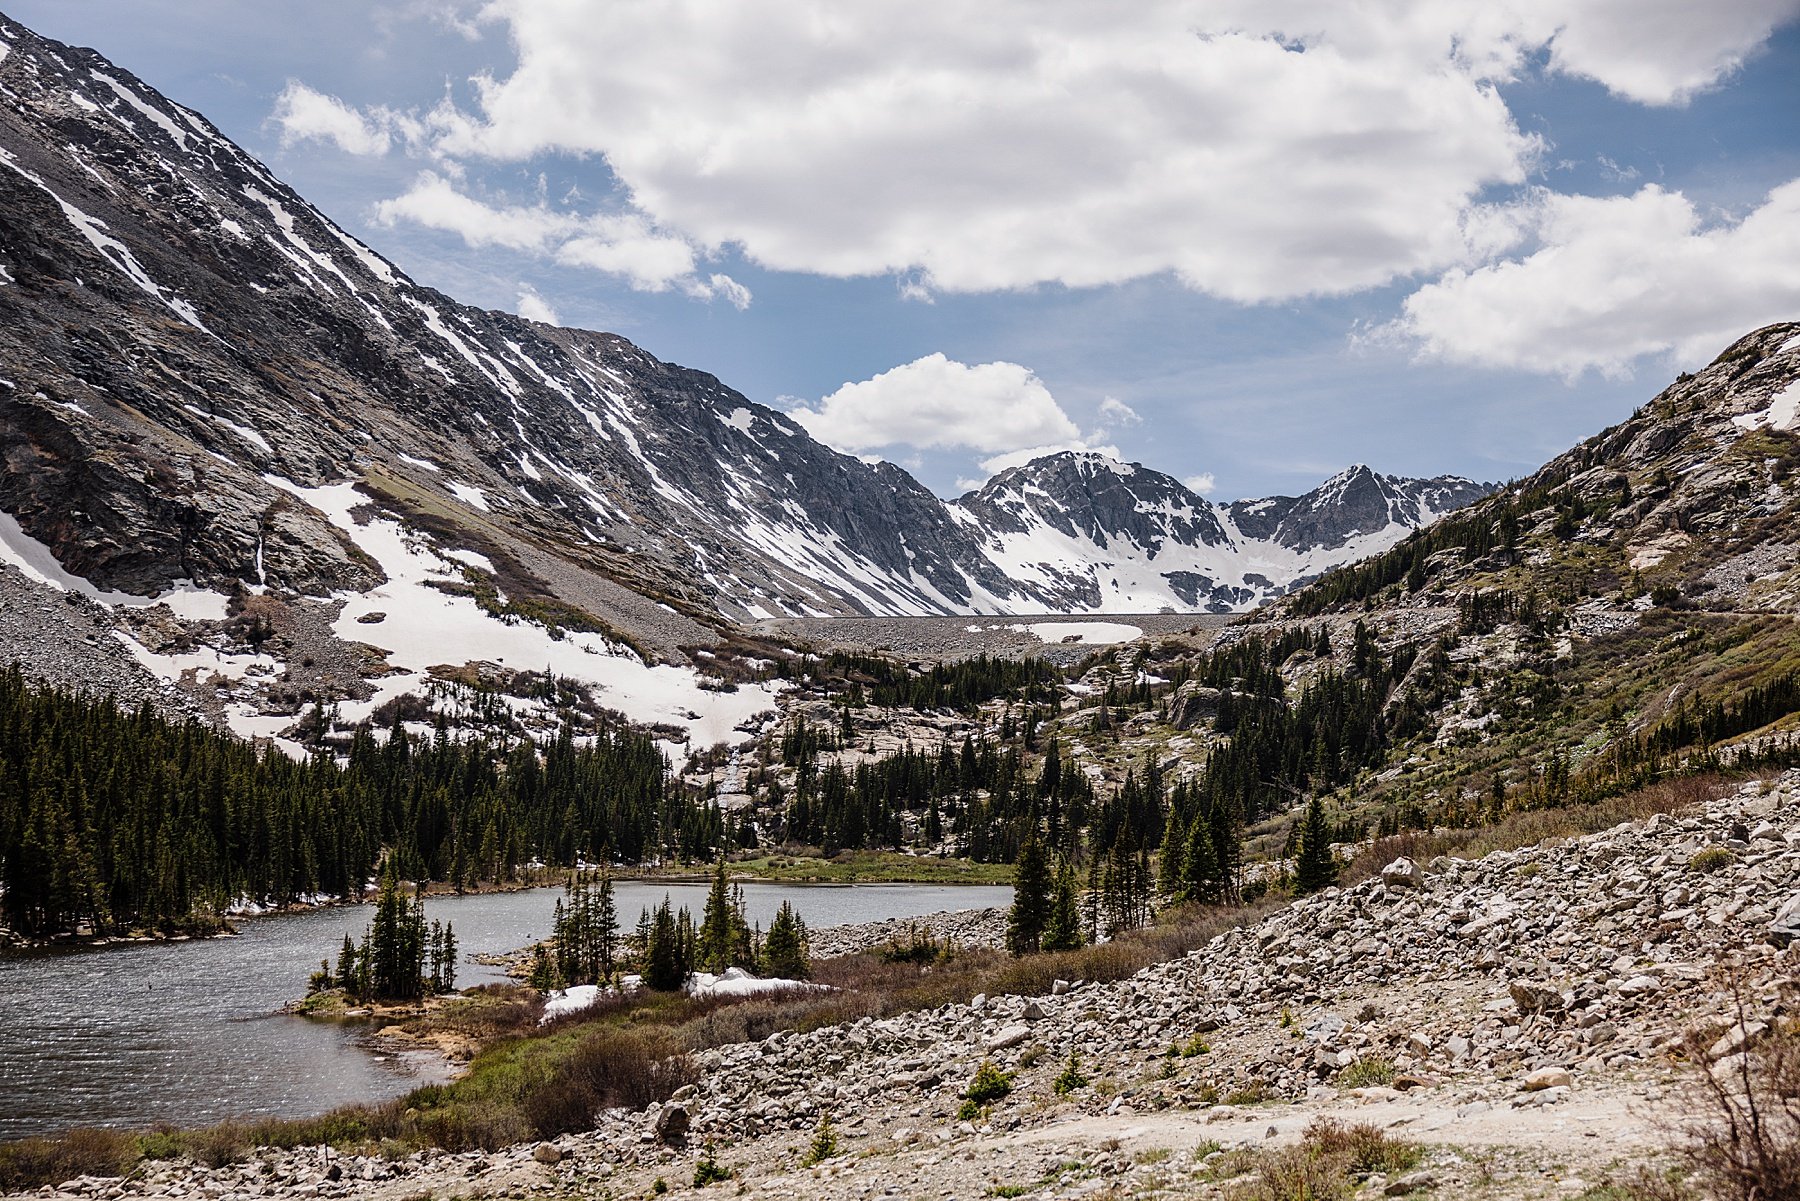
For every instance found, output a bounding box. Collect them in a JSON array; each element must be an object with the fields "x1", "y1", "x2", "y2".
[
  {"x1": 701, "y1": 851, "x2": 1014, "y2": 885},
  {"x1": 1336, "y1": 1057, "x2": 1397, "y2": 1089},
  {"x1": 1336, "y1": 774, "x2": 1733, "y2": 891},
  {"x1": 1210, "y1": 1119, "x2": 1423, "y2": 1201}
]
